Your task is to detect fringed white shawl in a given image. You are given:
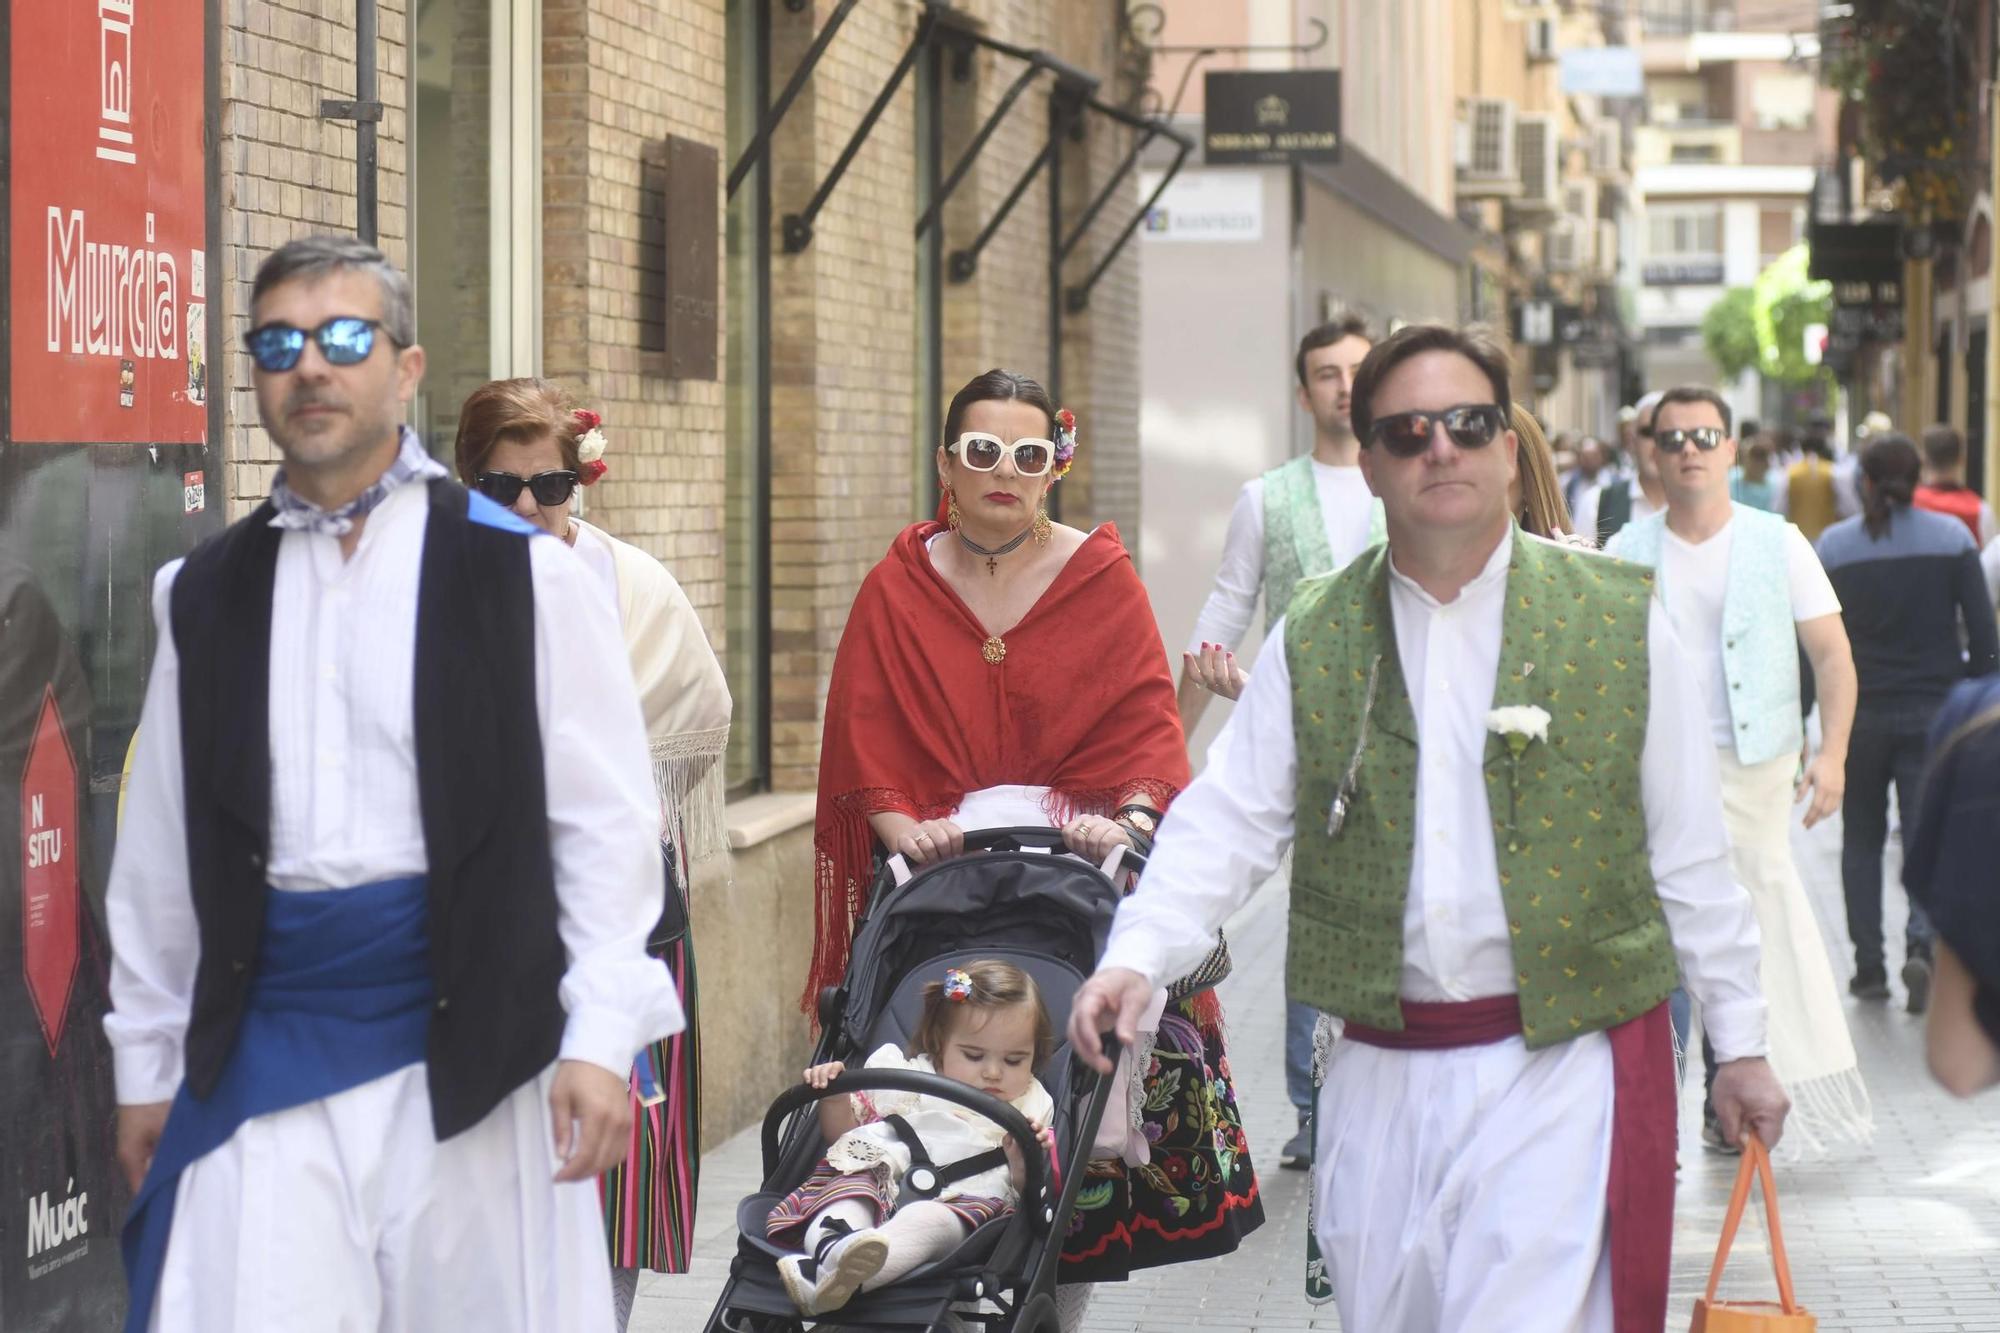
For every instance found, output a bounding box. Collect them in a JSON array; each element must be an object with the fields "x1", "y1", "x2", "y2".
[{"x1": 572, "y1": 519, "x2": 732, "y2": 862}]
